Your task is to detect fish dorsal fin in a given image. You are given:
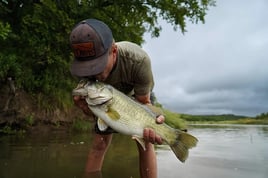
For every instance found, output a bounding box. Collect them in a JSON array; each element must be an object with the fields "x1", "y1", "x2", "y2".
[
  {"x1": 97, "y1": 118, "x2": 109, "y2": 131},
  {"x1": 107, "y1": 106, "x2": 120, "y2": 120},
  {"x1": 132, "y1": 136, "x2": 146, "y2": 151}
]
